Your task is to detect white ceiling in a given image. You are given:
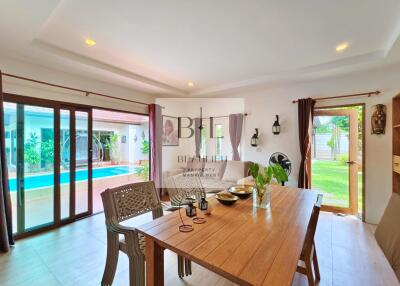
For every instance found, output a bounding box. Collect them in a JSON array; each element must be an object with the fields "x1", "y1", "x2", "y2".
[{"x1": 1, "y1": 0, "x2": 400, "y2": 97}]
